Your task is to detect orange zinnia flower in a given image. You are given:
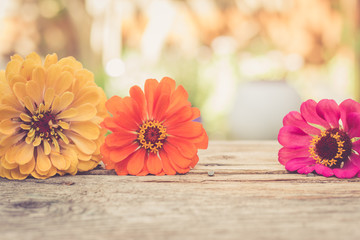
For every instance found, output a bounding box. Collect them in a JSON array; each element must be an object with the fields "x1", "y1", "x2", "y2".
[
  {"x1": 101, "y1": 77, "x2": 208, "y2": 175},
  {"x1": 0, "y1": 52, "x2": 108, "y2": 179}
]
